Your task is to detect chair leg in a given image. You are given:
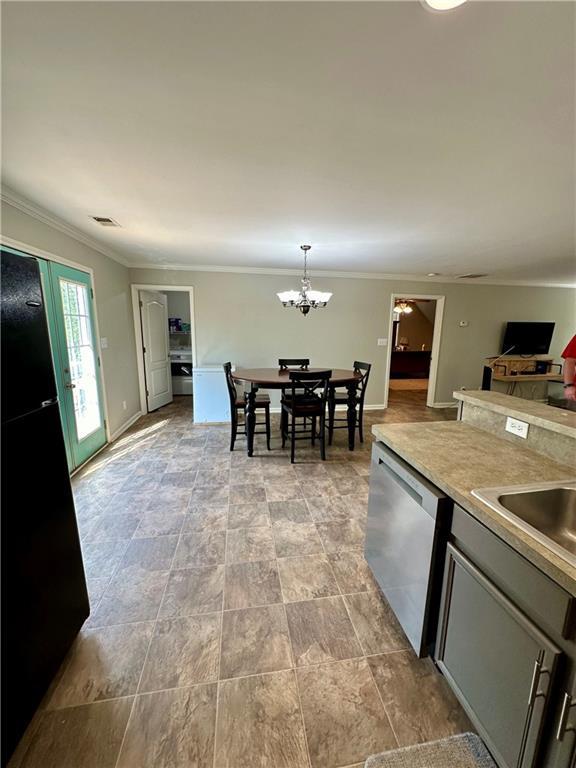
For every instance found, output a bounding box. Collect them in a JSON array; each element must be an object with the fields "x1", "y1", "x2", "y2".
[
  {"x1": 320, "y1": 410, "x2": 327, "y2": 461},
  {"x1": 281, "y1": 409, "x2": 286, "y2": 449},
  {"x1": 265, "y1": 405, "x2": 271, "y2": 451},
  {"x1": 358, "y1": 404, "x2": 364, "y2": 443},
  {"x1": 328, "y1": 398, "x2": 335, "y2": 446},
  {"x1": 311, "y1": 415, "x2": 316, "y2": 446},
  {"x1": 230, "y1": 410, "x2": 237, "y2": 451},
  {"x1": 290, "y1": 411, "x2": 296, "y2": 464}
]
